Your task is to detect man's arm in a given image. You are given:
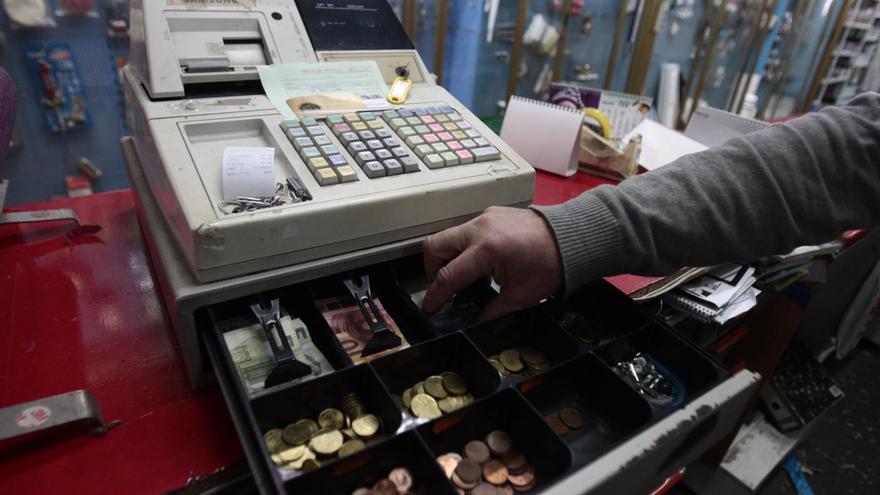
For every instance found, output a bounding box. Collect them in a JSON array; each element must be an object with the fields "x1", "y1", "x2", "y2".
[{"x1": 422, "y1": 93, "x2": 880, "y2": 318}]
